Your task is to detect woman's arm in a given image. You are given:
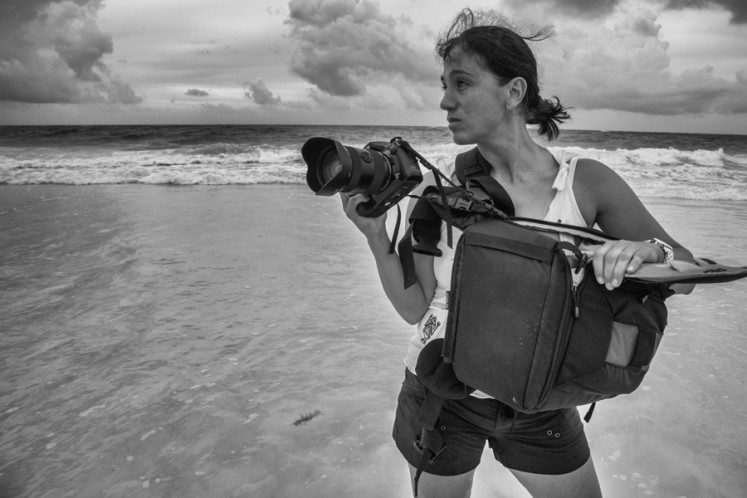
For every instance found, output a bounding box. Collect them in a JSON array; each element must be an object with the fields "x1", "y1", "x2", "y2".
[
  {"x1": 341, "y1": 193, "x2": 436, "y2": 324},
  {"x1": 575, "y1": 159, "x2": 695, "y2": 290}
]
